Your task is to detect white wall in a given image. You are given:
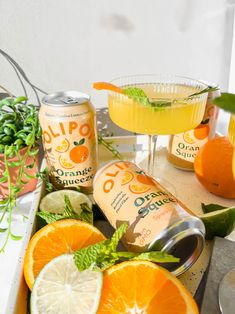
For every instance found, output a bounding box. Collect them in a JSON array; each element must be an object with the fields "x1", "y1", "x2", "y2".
[{"x1": 0, "y1": 0, "x2": 234, "y2": 130}]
